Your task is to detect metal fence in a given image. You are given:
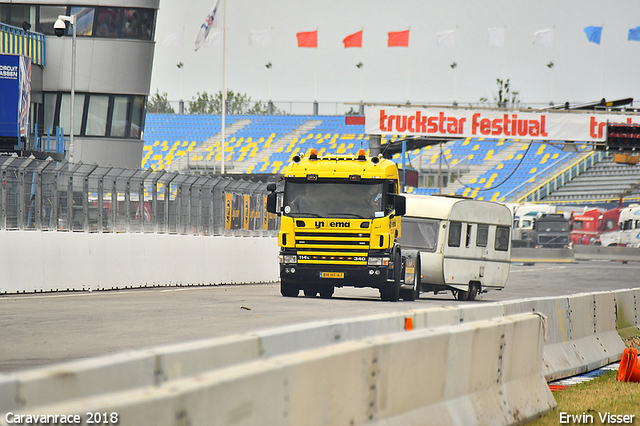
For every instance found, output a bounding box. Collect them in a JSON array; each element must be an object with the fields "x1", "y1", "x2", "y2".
[{"x1": 0, "y1": 155, "x2": 279, "y2": 236}]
